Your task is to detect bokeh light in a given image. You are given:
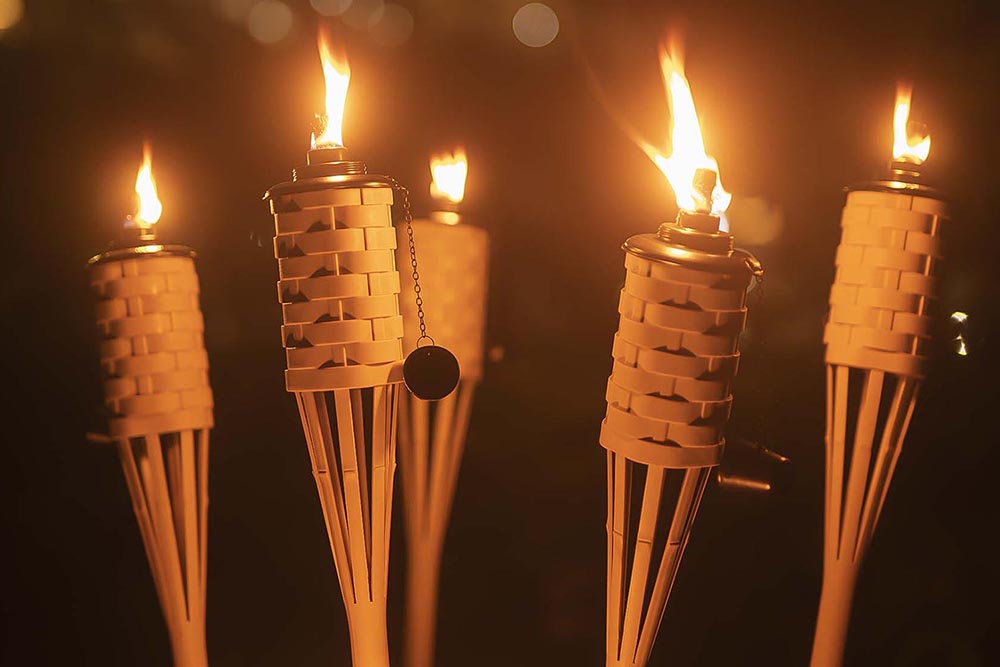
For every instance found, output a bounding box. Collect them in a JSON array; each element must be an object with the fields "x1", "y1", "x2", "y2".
[
  {"x1": 212, "y1": 0, "x2": 254, "y2": 24},
  {"x1": 310, "y1": 0, "x2": 353, "y2": 17},
  {"x1": 727, "y1": 197, "x2": 784, "y2": 245},
  {"x1": 369, "y1": 3, "x2": 413, "y2": 47},
  {"x1": 341, "y1": 0, "x2": 384, "y2": 29},
  {"x1": 512, "y1": 3, "x2": 559, "y2": 48},
  {"x1": 0, "y1": 0, "x2": 24, "y2": 32},
  {"x1": 247, "y1": 0, "x2": 294, "y2": 44}
]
